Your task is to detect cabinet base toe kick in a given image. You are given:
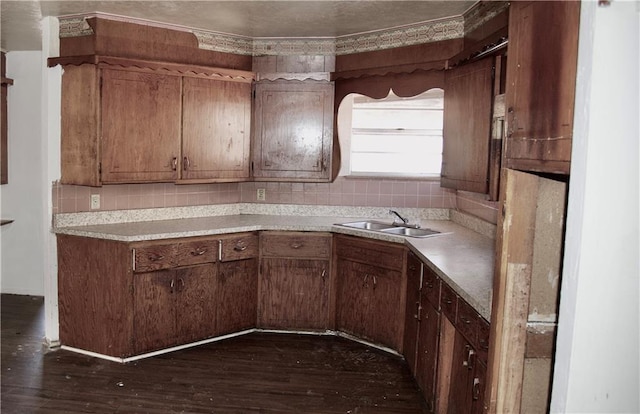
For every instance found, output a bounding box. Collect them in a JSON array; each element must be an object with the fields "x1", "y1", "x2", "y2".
[{"x1": 59, "y1": 328, "x2": 404, "y2": 363}]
